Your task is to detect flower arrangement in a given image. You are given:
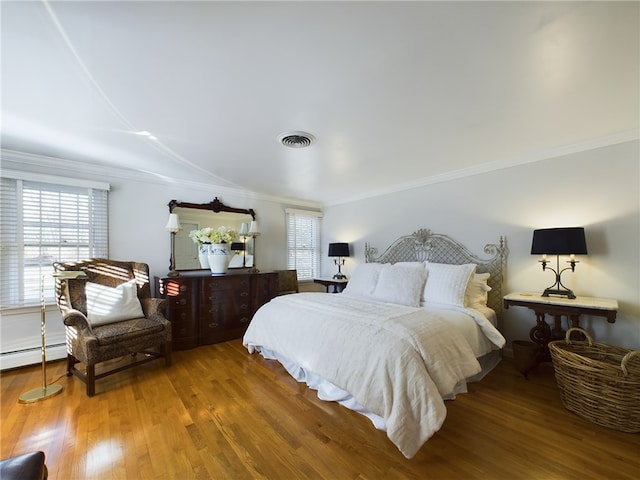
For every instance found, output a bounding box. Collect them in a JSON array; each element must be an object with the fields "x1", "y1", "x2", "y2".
[{"x1": 189, "y1": 226, "x2": 237, "y2": 245}]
